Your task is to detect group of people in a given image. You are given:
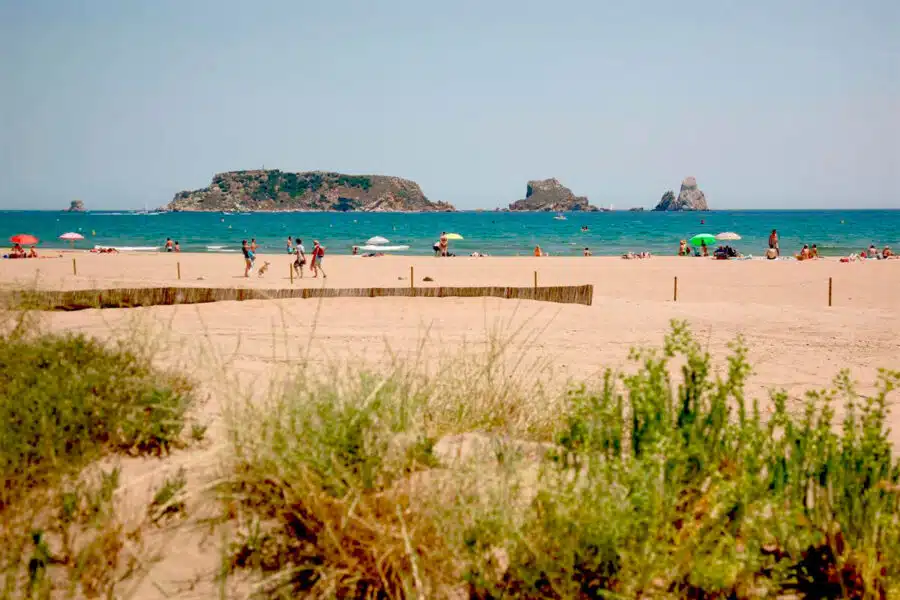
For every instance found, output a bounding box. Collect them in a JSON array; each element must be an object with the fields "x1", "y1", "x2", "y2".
[
  {"x1": 4, "y1": 243, "x2": 38, "y2": 259},
  {"x1": 433, "y1": 232, "x2": 453, "y2": 257},
  {"x1": 284, "y1": 237, "x2": 326, "y2": 279},
  {"x1": 164, "y1": 238, "x2": 181, "y2": 252}
]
